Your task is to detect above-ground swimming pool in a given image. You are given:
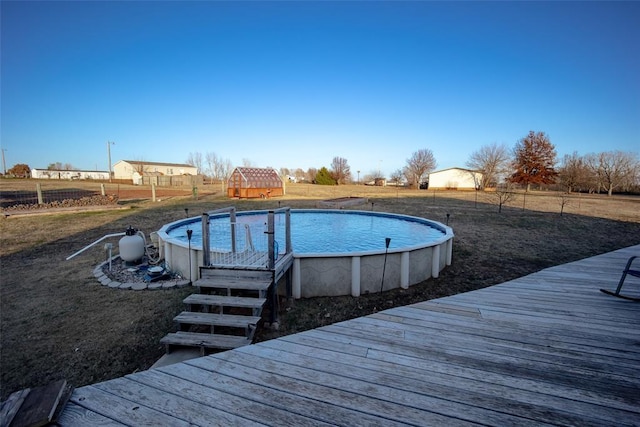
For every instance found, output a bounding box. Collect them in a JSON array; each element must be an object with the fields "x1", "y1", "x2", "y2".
[{"x1": 157, "y1": 209, "x2": 454, "y2": 298}]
